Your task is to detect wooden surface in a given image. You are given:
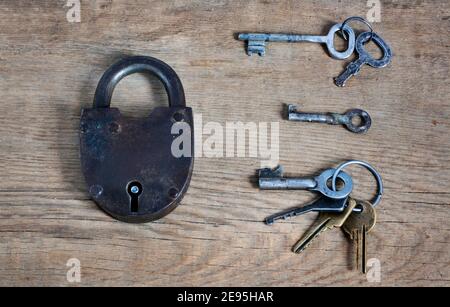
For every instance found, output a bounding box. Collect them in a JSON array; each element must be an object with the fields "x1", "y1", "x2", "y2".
[{"x1": 0, "y1": 0, "x2": 449, "y2": 287}]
